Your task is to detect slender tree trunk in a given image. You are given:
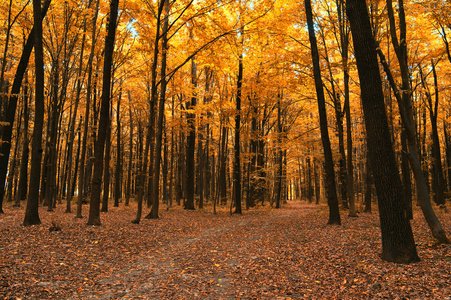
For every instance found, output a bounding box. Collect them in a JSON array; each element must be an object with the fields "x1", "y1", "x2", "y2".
[
  {"x1": 24, "y1": 0, "x2": 47, "y2": 226},
  {"x1": 77, "y1": 0, "x2": 99, "y2": 218},
  {"x1": 87, "y1": 0, "x2": 119, "y2": 226},
  {"x1": 275, "y1": 95, "x2": 283, "y2": 209},
  {"x1": 101, "y1": 111, "x2": 111, "y2": 212},
  {"x1": 426, "y1": 62, "x2": 446, "y2": 206},
  {"x1": 114, "y1": 89, "x2": 122, "y2": 207},
  {"x1": 233, "y1": 53, "x2": 243, "y2": 214},
  {"x1": 125, "y1": 95, "x2": 133, "y2": 206},
  {"x1": 0, "y1": 0, "x2": 51, "y2": 214},
  {"x1": 16, "y1": 82, "x2": 29, "y2": 206},
  {"x1": 147, "y1": 0, "x2": 169, "y2": 219},
  {"x1": 185, "y1": 55, "x2": 197, "y2": 210},
  {"x1": 305, "y1": 0, "x2": 340, "y2": 225}
]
